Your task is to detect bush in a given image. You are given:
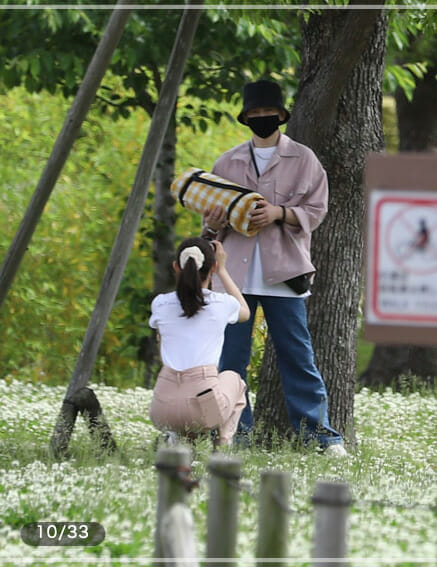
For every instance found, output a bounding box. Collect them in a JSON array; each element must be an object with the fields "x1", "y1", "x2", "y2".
[{"x1": 0, "y1": 88, "x2": 247, "y2": 387}]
